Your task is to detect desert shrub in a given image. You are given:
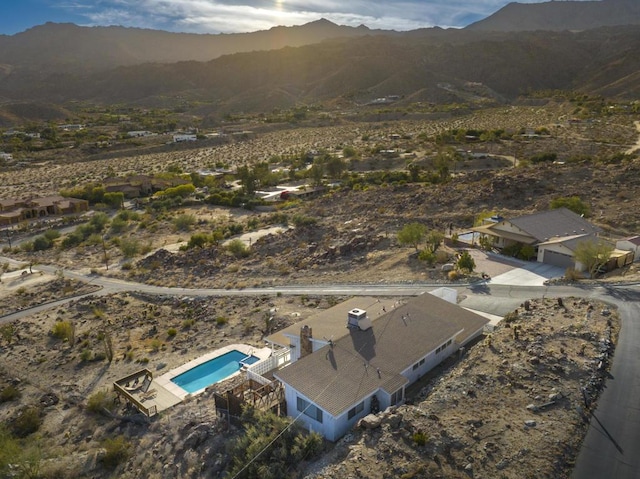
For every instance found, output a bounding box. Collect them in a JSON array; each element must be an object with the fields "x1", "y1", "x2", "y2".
[
  {"x1": 61, "y1": 231, "x2": 83, "y2": 249},
  {"x1": 109, "y1": 216, "x2": 128, "y2": 234},
  {"x1": 564, "y1": 267, "x2": 584, "y2": 281},
  {"x1": 435, "y1": 250, "x2": 449, "y2": 264},
  {"x1": 291, "y1": 214, "x2": 317, "y2": 227},
  {"x1": 0, "y1": 385, "x2": 21, "y2": 403},
  {"x1": 173, "y1": 214, "x2": 196, "y2": 232},
  {"x1": 502, "y1": 243, "x2": 522, "y2": 258},
  {"x1": 0, "y1": 323, "x2": 16, "y2": 344},
  {"x1": 529, "y1": 152, "x2": 557, "y2": 163},
  {"x1": 448, "y1": 270, "x2": 461, "y2": 281},
  {"x1": 86, "y1": 389, "x2": 115, "y2": 414},
  {"x1": 519, "y1": 244, "x2": 536, "y2": 260},
  {"x1": 12, "y1": 406, "x2": 42, "y2": 438},
  {"x1": 44, "y1": 229, "x2": 61, "y2": 240},
  {"x1": 182, "y1": 319, "x2": 195, "y2": 329},
  {"x1": 150, "y1": 339, "x2": 162, "y2": 351},
  {"x1": 119, "y1": 238, "x2": 141, "y2": 258},
  {"x1": 121, "y1": 262, "x2": 133, "y2": 270},
  {"x1": 456, "y1": 251, "x2": 476, "y2": 272},
  {"x1": 51, "y1": 320, "x2": 74, "y2": 343},
  {"x1": 20, "y1": 240, "x2": 34, "y2": 252},
  {"x1": 187, "y1": 232, "x2": 210, "y2": 249},
  {"x1": 100, "y1": 436, "x2": 131, "y2": 469},
  {"x1": 227, "y1": 407, "x2": 323, "y2": 478},
  {"x1": 32, "y1": 235, "x2": 53, "y2": 251},
  {"x1": 412, "y1": 431, "x2": 428, "y2": 446},
  {"x1": 503, "y1": 310, "x2": 519, "y2": 324},
  {"x1": 167, "y1": 328, "x2": 177, "y2": 337},
  {"x1": 418, "y1": 250, "x2": 436, "y2": 265},
  {"x1": 216, "y1": 316, "x2": 229, "y2": 326},
  {"x1": 227, "y1": 239, "x2": 250, "y2": 258},
  {"x1": 80, "y1": 349, "x2": 93, "y2": 362}
]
